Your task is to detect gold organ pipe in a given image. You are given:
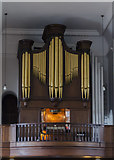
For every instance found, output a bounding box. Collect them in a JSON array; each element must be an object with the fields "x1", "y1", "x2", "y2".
[
  {"x1": 69, "y1": 53, "x2": 71, "y2": 83},
  {"x1": 40, "y1": 52, "x2": 42, "y2": 82},
  {"x1": 44, "y1": 50, "x2": 46, "y2": 84},
  {"x1": 87, "y1": 54, "x2": 90, "y2": 99},
  {"x1": 81, "y1": 54, "x2": 84, "y2": 99},
  {"x1": 36, "y1": 54, "x2": 38, "y2": 78},
  {"x1": 71, "y1": 54, "x2": 73, "y2": 81},
  {"x1": 51, "y1": 38, "x2": 55, "y2": 99},
  {"x1": 59, "y1": 38, "x2": 63, "y2": 98},
  {"x1": 22, "y1": 53, "x2": 25, "y2": 99},
  {"x1": 33, "y1": 54, "x2": 34, "y2": 75},
  {"x1": 42, "y1": 52, "x2": 43, "y2": 83},
  {"x1": 39, "y1": 53, "x2": 41, "y2": 80},
  {"x1": 33, "y1": 54, "x2": 35, "y2": 76},
  {"x1": 84, "y1": 52, "x2": 87, "y2": 99},
  {"x1": 41, "y1": 52, "x2": 43, "y2": 83},
  {"x1": 65, "y1": 51, "x2": 68, "y2": 84},
  {"x1": 37, "y1": 53, "x2": 39, "y2": 77},
  {"x1": 60, "y1": 39, "x2": 63, "y2": 98},
  {"x1": 42, "y1": 52, "x2": 44, "y2": 83},
  {"x1": 35, "y1": 54, "x2": 37, "y2": 77},
  {"x1": 25, "y1": 52, "x2": 28, "y2": 98},
  {"x1": 67, "y1": 52, "x2": 70, "y2": 83},
  {"x1": 28, "y1": 53, "x2": 30, "y2": 98},
  {"x1": 43, "y1": 51, "x2": 45, "y2": 83},
  {"x1": 55, "y1": 37, "x2": 59, "y2": 98},
  {"x1": 73, "y1": 55, "x2": 76, "y2": 77},
  {"x1": 72, "y1": 54, "x2": 75, "y2": 77},
  {"x1": 75, "y1": 55, "x2": 78, "y2": 77},
  {"x1": 49, "y1": 41, "x2": 52, "y2": 98}
]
